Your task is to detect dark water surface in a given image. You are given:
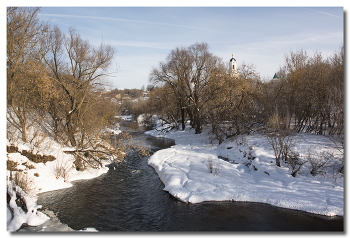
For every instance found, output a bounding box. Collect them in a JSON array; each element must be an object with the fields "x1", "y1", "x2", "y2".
[{"x1": 37, "y1": 122, "x2": 343, "y2": 231}]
